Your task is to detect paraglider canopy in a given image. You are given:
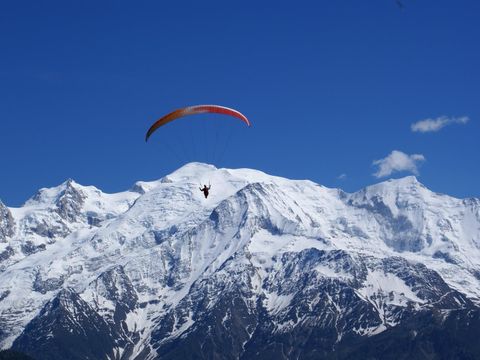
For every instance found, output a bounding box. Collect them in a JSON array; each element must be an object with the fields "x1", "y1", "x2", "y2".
[{"x1": 145, "y1": 104, "x2": 251, "y2": 142}]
